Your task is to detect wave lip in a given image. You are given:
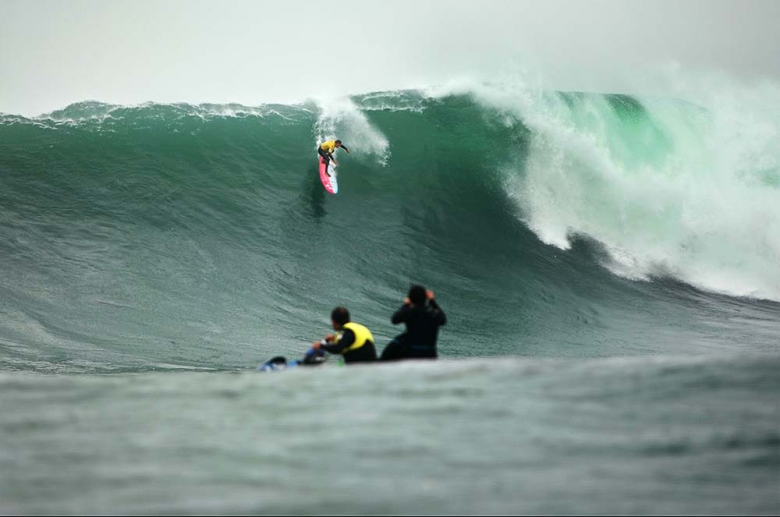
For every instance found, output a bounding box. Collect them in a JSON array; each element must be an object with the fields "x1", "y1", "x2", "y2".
[{"x1": 464, "y1": 82, "x2": 780, "y2": 302}]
